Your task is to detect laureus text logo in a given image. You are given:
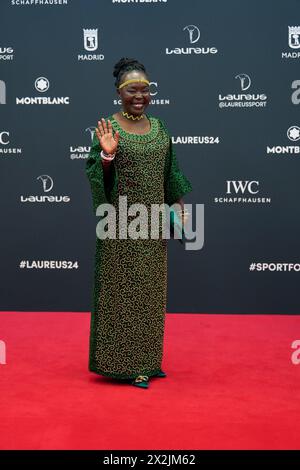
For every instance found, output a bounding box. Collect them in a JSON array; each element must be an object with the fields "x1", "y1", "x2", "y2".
[
  {"x1": 165, "y1": 25, "x2": 218, "y2": 55},
  {"x1": 20, "y1": 175, "x2": 70, "y2": 203}
]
